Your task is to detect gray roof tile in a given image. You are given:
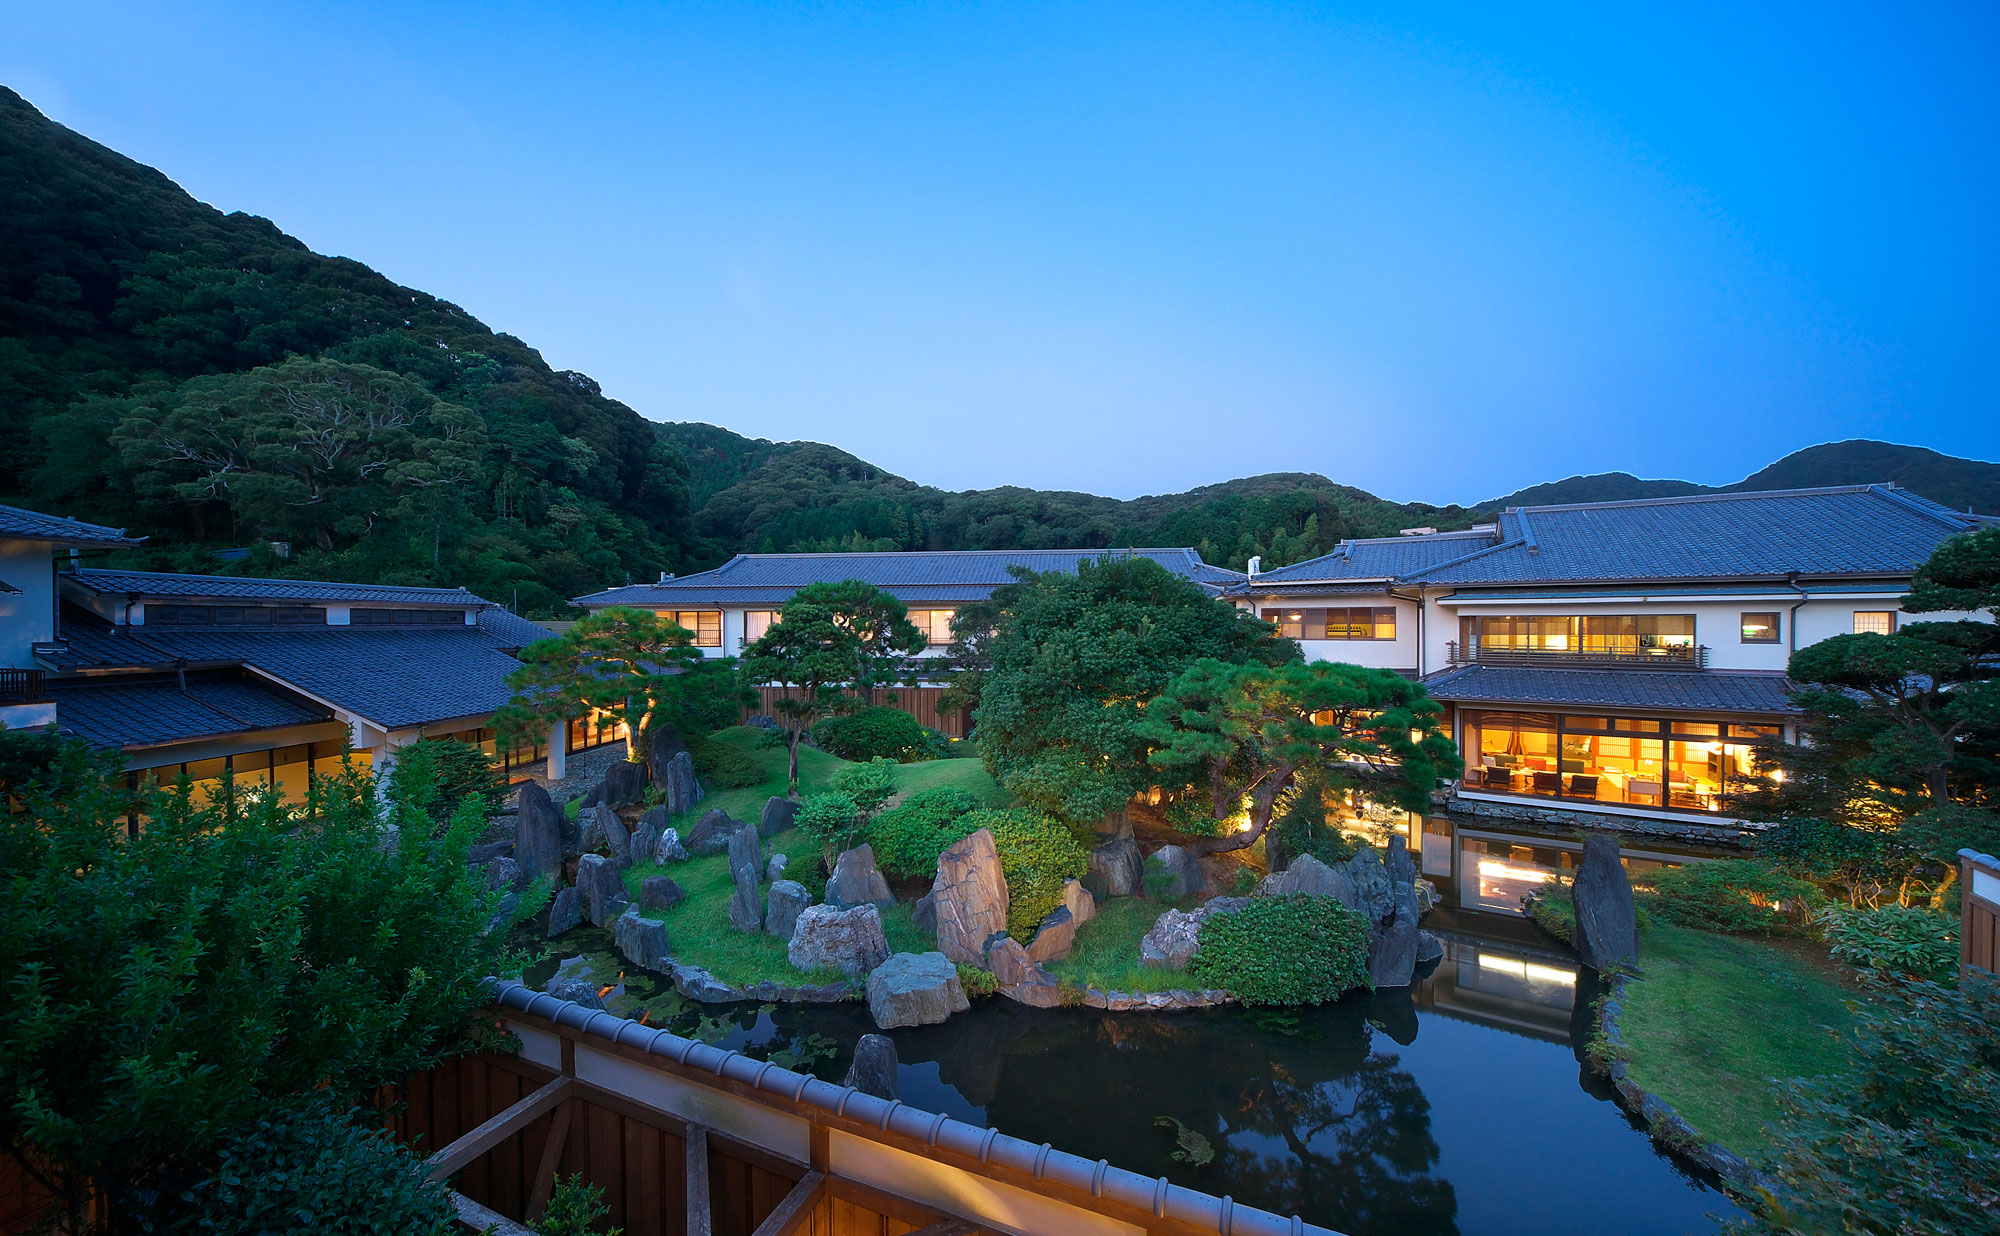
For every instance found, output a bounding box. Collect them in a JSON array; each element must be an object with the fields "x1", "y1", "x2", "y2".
[
  {"x1": 1423, "y1": 665, "x2": 1799, "y2": 714},
  {"x1": 49, "y1": 671, "x2": 331, "y2": 751},
  {"x1": 71, "y1": 567, "x2": 484, "y2": 605},
  {"x1": 576, "y1": 548, "x2": 1240, "y2": 607},
  {"x1": 0, "y1": 503, "x2": 139, "y2": 546}
]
